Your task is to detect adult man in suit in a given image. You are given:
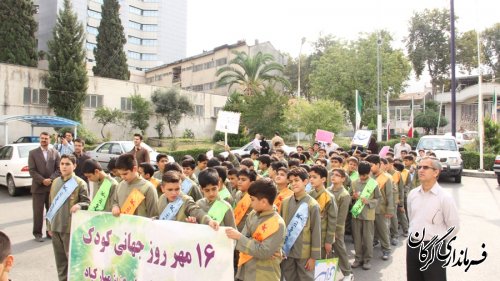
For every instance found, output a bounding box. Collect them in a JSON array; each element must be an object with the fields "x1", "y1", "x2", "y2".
[{"x1": 28, "y1": 132, "x2": 60, "y2": 242}]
